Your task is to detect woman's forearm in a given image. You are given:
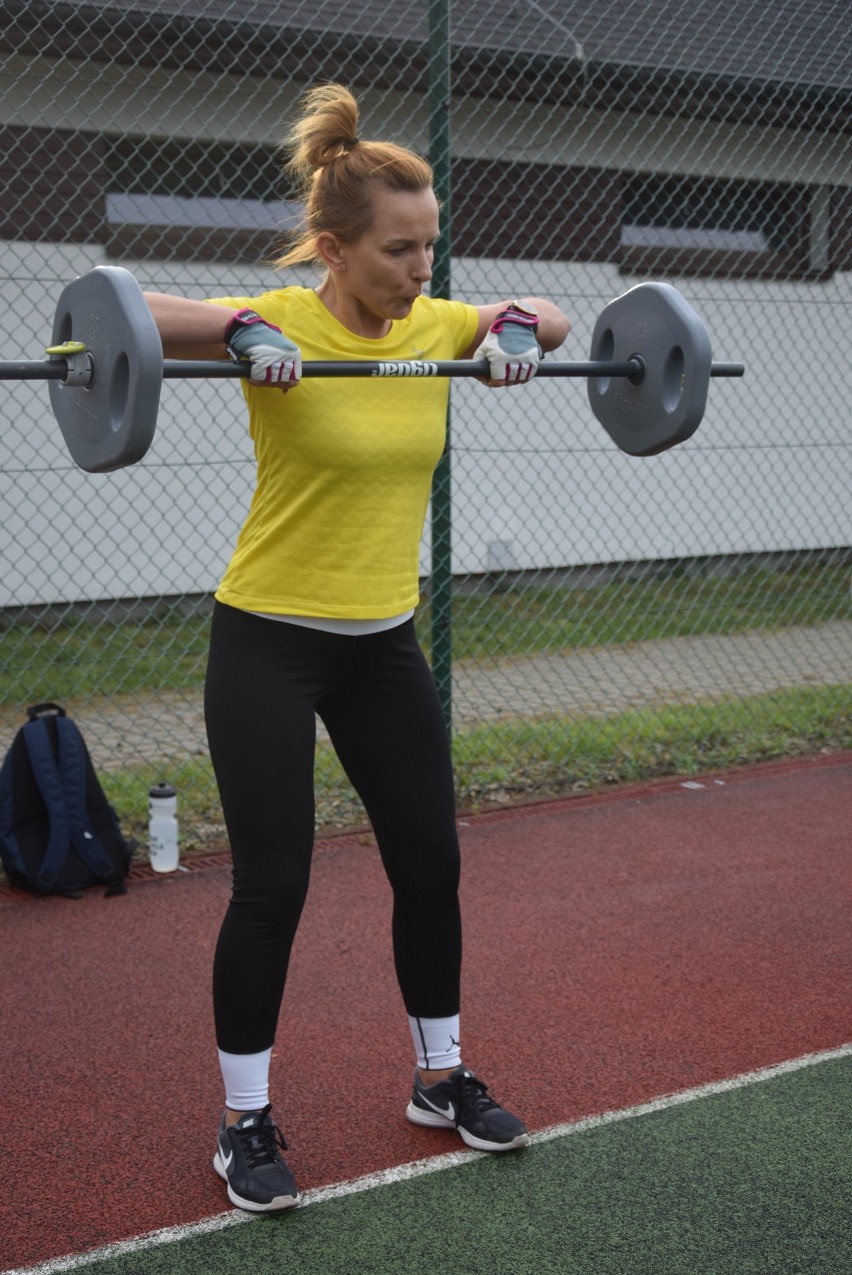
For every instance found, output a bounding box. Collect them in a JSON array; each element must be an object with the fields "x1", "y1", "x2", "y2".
[{"x1": 143, "y1": 292, "x2": 234, "y2": 360}]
